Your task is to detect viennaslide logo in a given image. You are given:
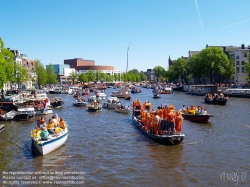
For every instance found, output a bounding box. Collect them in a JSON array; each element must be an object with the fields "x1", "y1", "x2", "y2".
[{"x1": 220, "y1": 167, "x2": 248, "y2": 186}]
